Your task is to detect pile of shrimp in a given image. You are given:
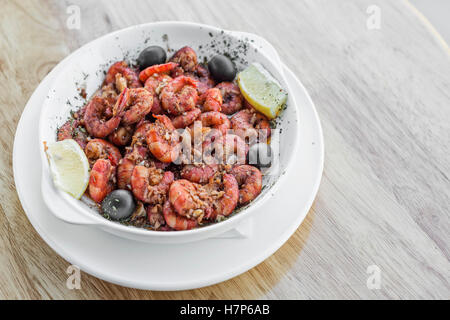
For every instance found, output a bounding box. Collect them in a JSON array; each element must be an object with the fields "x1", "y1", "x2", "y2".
[{"x1": 57, "y1": 46, "x2": 271, "y2": 231}]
